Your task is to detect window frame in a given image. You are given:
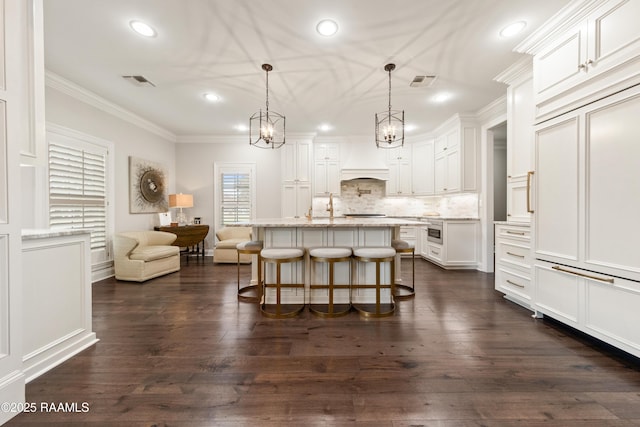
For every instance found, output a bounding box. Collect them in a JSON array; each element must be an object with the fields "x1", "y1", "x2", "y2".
[{"x1": 213, "y1": 162, "x2": 256, "y2": 233}]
